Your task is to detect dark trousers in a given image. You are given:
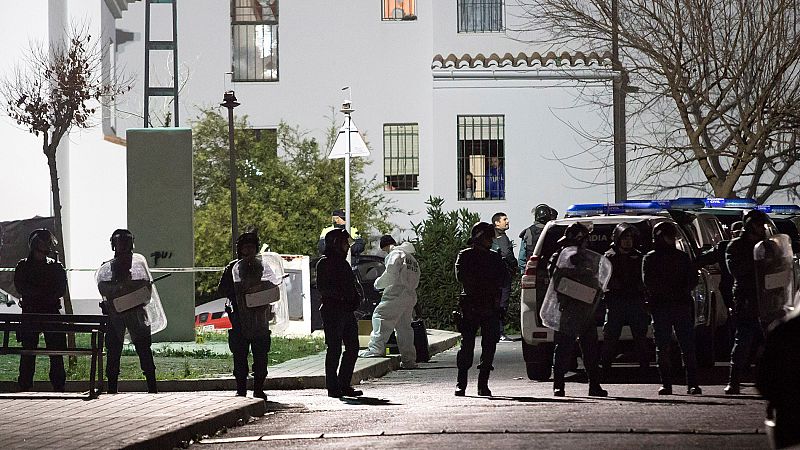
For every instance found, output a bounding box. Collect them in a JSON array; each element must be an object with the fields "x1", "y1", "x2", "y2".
[
  {"x1": 602, "y1": 295, "x2": 650, "y2": 368},
  {"x1": 321, "y1": 307, "x2": 359, "y2": 394},
  {"x1": 651, "y1": 303, "x2": 698, "y2": 387},
  {"x1": 553, "y1": 325, "x2": 602, "y2": 389},
  {"x1": 106, "y1": 308, "x2": 155, "y2": 382},
  {"x1": 498, "y1": 285, "x2": 511, "y2": 333},
  {"x1": 18, "y1": 330, "x2": 67, "y2": 391},
  {"x1": 729, "y1": 317, "x2": 764, "y2": 378},
  {"x1": 228, "y1": 326, "x2": 271, "y2": 392},
  {"x1": 456, "y1": 309, "x2": 501, "y2": 389}
]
